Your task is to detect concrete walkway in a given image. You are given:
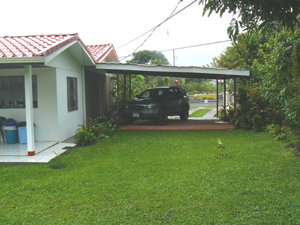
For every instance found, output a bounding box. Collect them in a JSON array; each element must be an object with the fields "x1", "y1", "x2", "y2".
[{"x1": 188, "y1": 107, "x2": 218, "y2": 120}]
